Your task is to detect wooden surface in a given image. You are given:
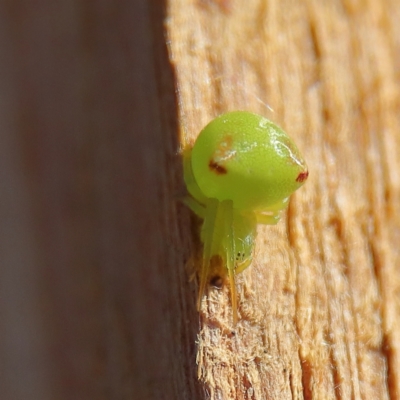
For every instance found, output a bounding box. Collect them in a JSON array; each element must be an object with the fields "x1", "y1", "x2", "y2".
[
  {"x1": 0, "y1": 1, "x2": 400, "y2": 400},
  {"x1": 167, "y1": 0, "x2": 400, "y2": 399}
]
